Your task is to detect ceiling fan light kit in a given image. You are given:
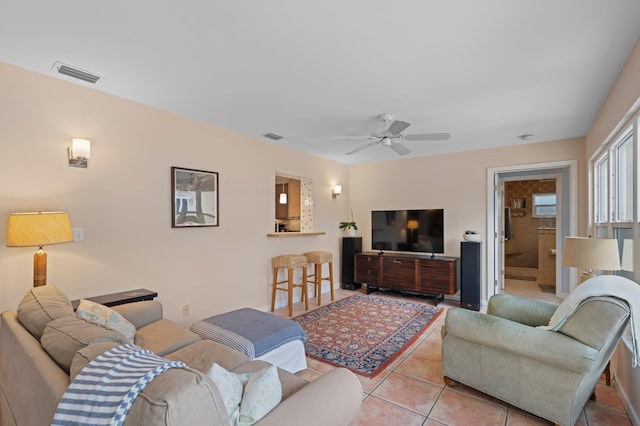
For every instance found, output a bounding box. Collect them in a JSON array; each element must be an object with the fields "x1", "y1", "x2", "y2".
[{"x1": 335, "y1": 113, "x2": 451, "y2": 156}]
